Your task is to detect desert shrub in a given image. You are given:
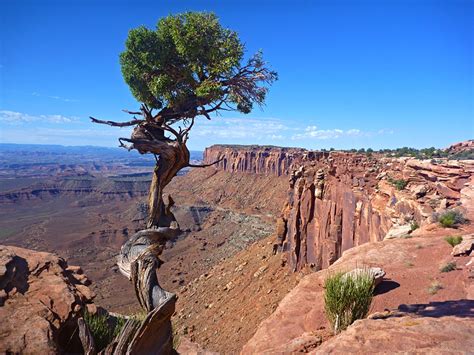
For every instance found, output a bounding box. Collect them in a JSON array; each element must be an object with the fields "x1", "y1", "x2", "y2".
[
  {"x1": 440, "y1": 262, "x2": 456, "y2": 273},
  {"x1": 428, "y1": 281, "x2": 443, "y2": 295},
  {"x1": 410, "y1": 221, "x2": 419, "y2": 231},
  {"x1": 438, "y1": 210, "x2": 467, "y2": 228},
  {"x1": 444, "y1": 235, "x2": 463, "y2": 247},
  {"x1": 83, "y1": 310, "x2": 126, "y2": 352},
  {"x1": 388, "y1": 177, "x2": 408, "y2": 190},
  {"x1": 324, "y1": 270, "x2": 374, "y2": 333}
]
